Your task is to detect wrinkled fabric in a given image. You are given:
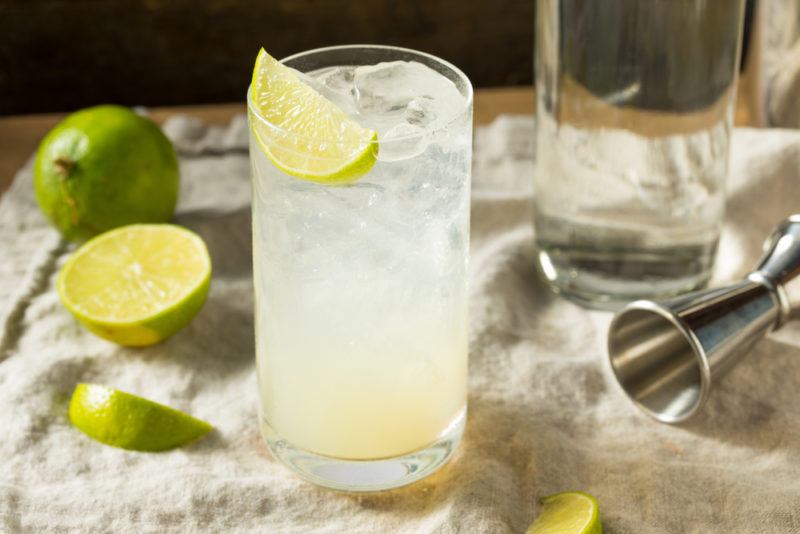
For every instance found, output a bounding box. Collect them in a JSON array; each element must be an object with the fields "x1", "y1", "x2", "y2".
[
  {"x1": 1, "y1": 114, "x2": 799, "y2": 533},
  {"x1": 760, "y1": 0, "x2": 800, "y2": 128}
]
